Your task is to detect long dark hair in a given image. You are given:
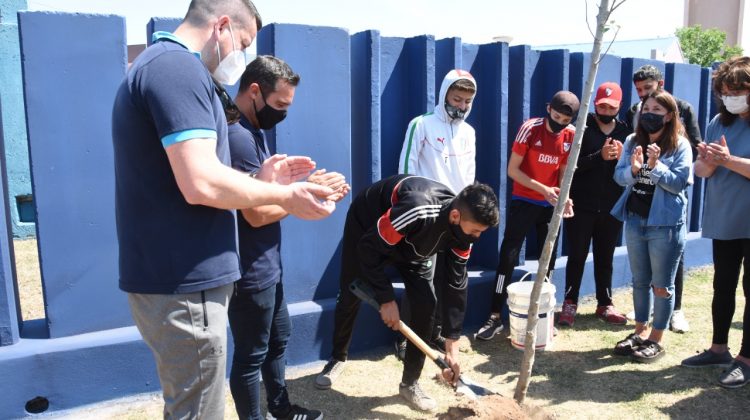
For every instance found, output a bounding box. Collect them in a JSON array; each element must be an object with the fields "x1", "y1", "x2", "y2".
[
  {"x1": 634, "y1": 90, "x2": 682, "y2": 156},
  {"x1": 713, "y1": 55, "x2": 750, "y2": 126}
]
